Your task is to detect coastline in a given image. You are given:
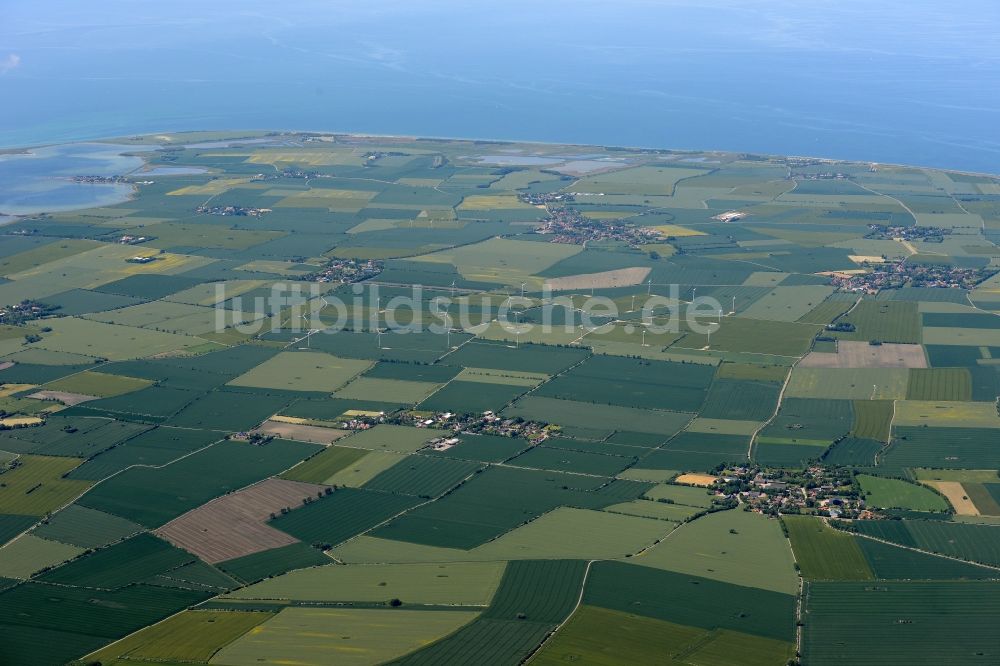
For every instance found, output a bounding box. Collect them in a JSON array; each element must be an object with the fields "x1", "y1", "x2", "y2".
[{"x1": 5, "y1": 129, "x2": 1000, "y2": 181}]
